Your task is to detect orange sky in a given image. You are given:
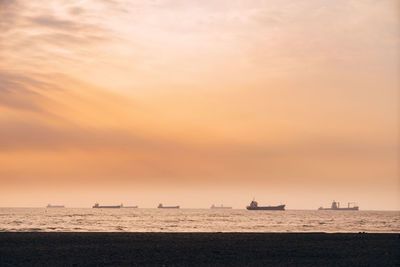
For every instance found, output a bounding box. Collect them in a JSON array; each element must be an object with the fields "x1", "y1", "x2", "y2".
[{"x1": 0, "y1": 0, "x2": 399, "y2": 209}]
